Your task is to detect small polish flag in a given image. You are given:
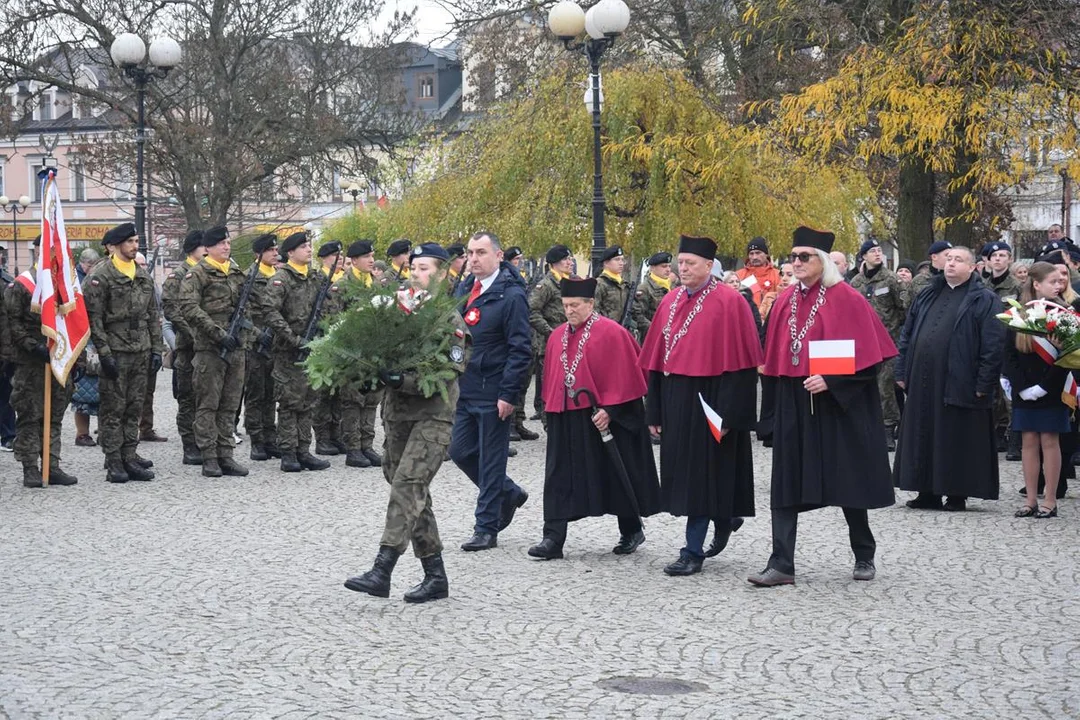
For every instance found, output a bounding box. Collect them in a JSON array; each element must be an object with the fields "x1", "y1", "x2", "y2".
[
  {"x1": 808, "y1": 339, "x2": 856, "y2": 375},
  {"x1": 698, "y1": 393, "x2": 724, "y2": 443},
  {"x1": 1063, "y1": 373, "x2": 1079, "y2": 411},
  {"x1": 1033, "y1": 336, "x2": 1060, "y2": 365}
]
